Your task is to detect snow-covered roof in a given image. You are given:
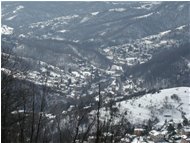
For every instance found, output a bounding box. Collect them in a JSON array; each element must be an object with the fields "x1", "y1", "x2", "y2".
[
  {"x1": 149, "y1": 130, "x2": 160, "y2": 136},
  {"x1": 134, "y1": 128, "x2": 145, "y2": 131},
  {"x1": 184, "y1": 126, "x2": 190, "y2": 132}
]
